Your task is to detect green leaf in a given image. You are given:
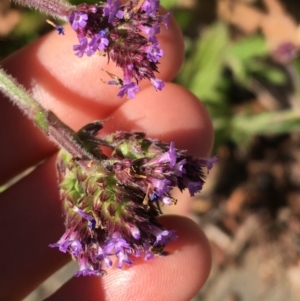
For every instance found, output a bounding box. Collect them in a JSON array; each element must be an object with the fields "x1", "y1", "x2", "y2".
[
  {"x1": 13, "y1": 10, "x2": 45, "y2": 37},
  {"x1": 231, "y1": 110, "x2": 300, "y2": 144},
  {"x1": 247, "y1": 60, "x2": 287, "y2": 84},
  {"x1": 160, "y1": 0, "x2": 179, "y2": 9},
  {"x1": 226, "y1": 35, "x2": 268, "y2": 62},
  {"x1": 259, "y1": 68, "x2": 287, "y2": 84},
  {"x1": 225, "y1": 35, "x2": 268, "y2": 85},
  {"x1": 179, "y1": 21, "x2": 229, "y2": 101}
]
